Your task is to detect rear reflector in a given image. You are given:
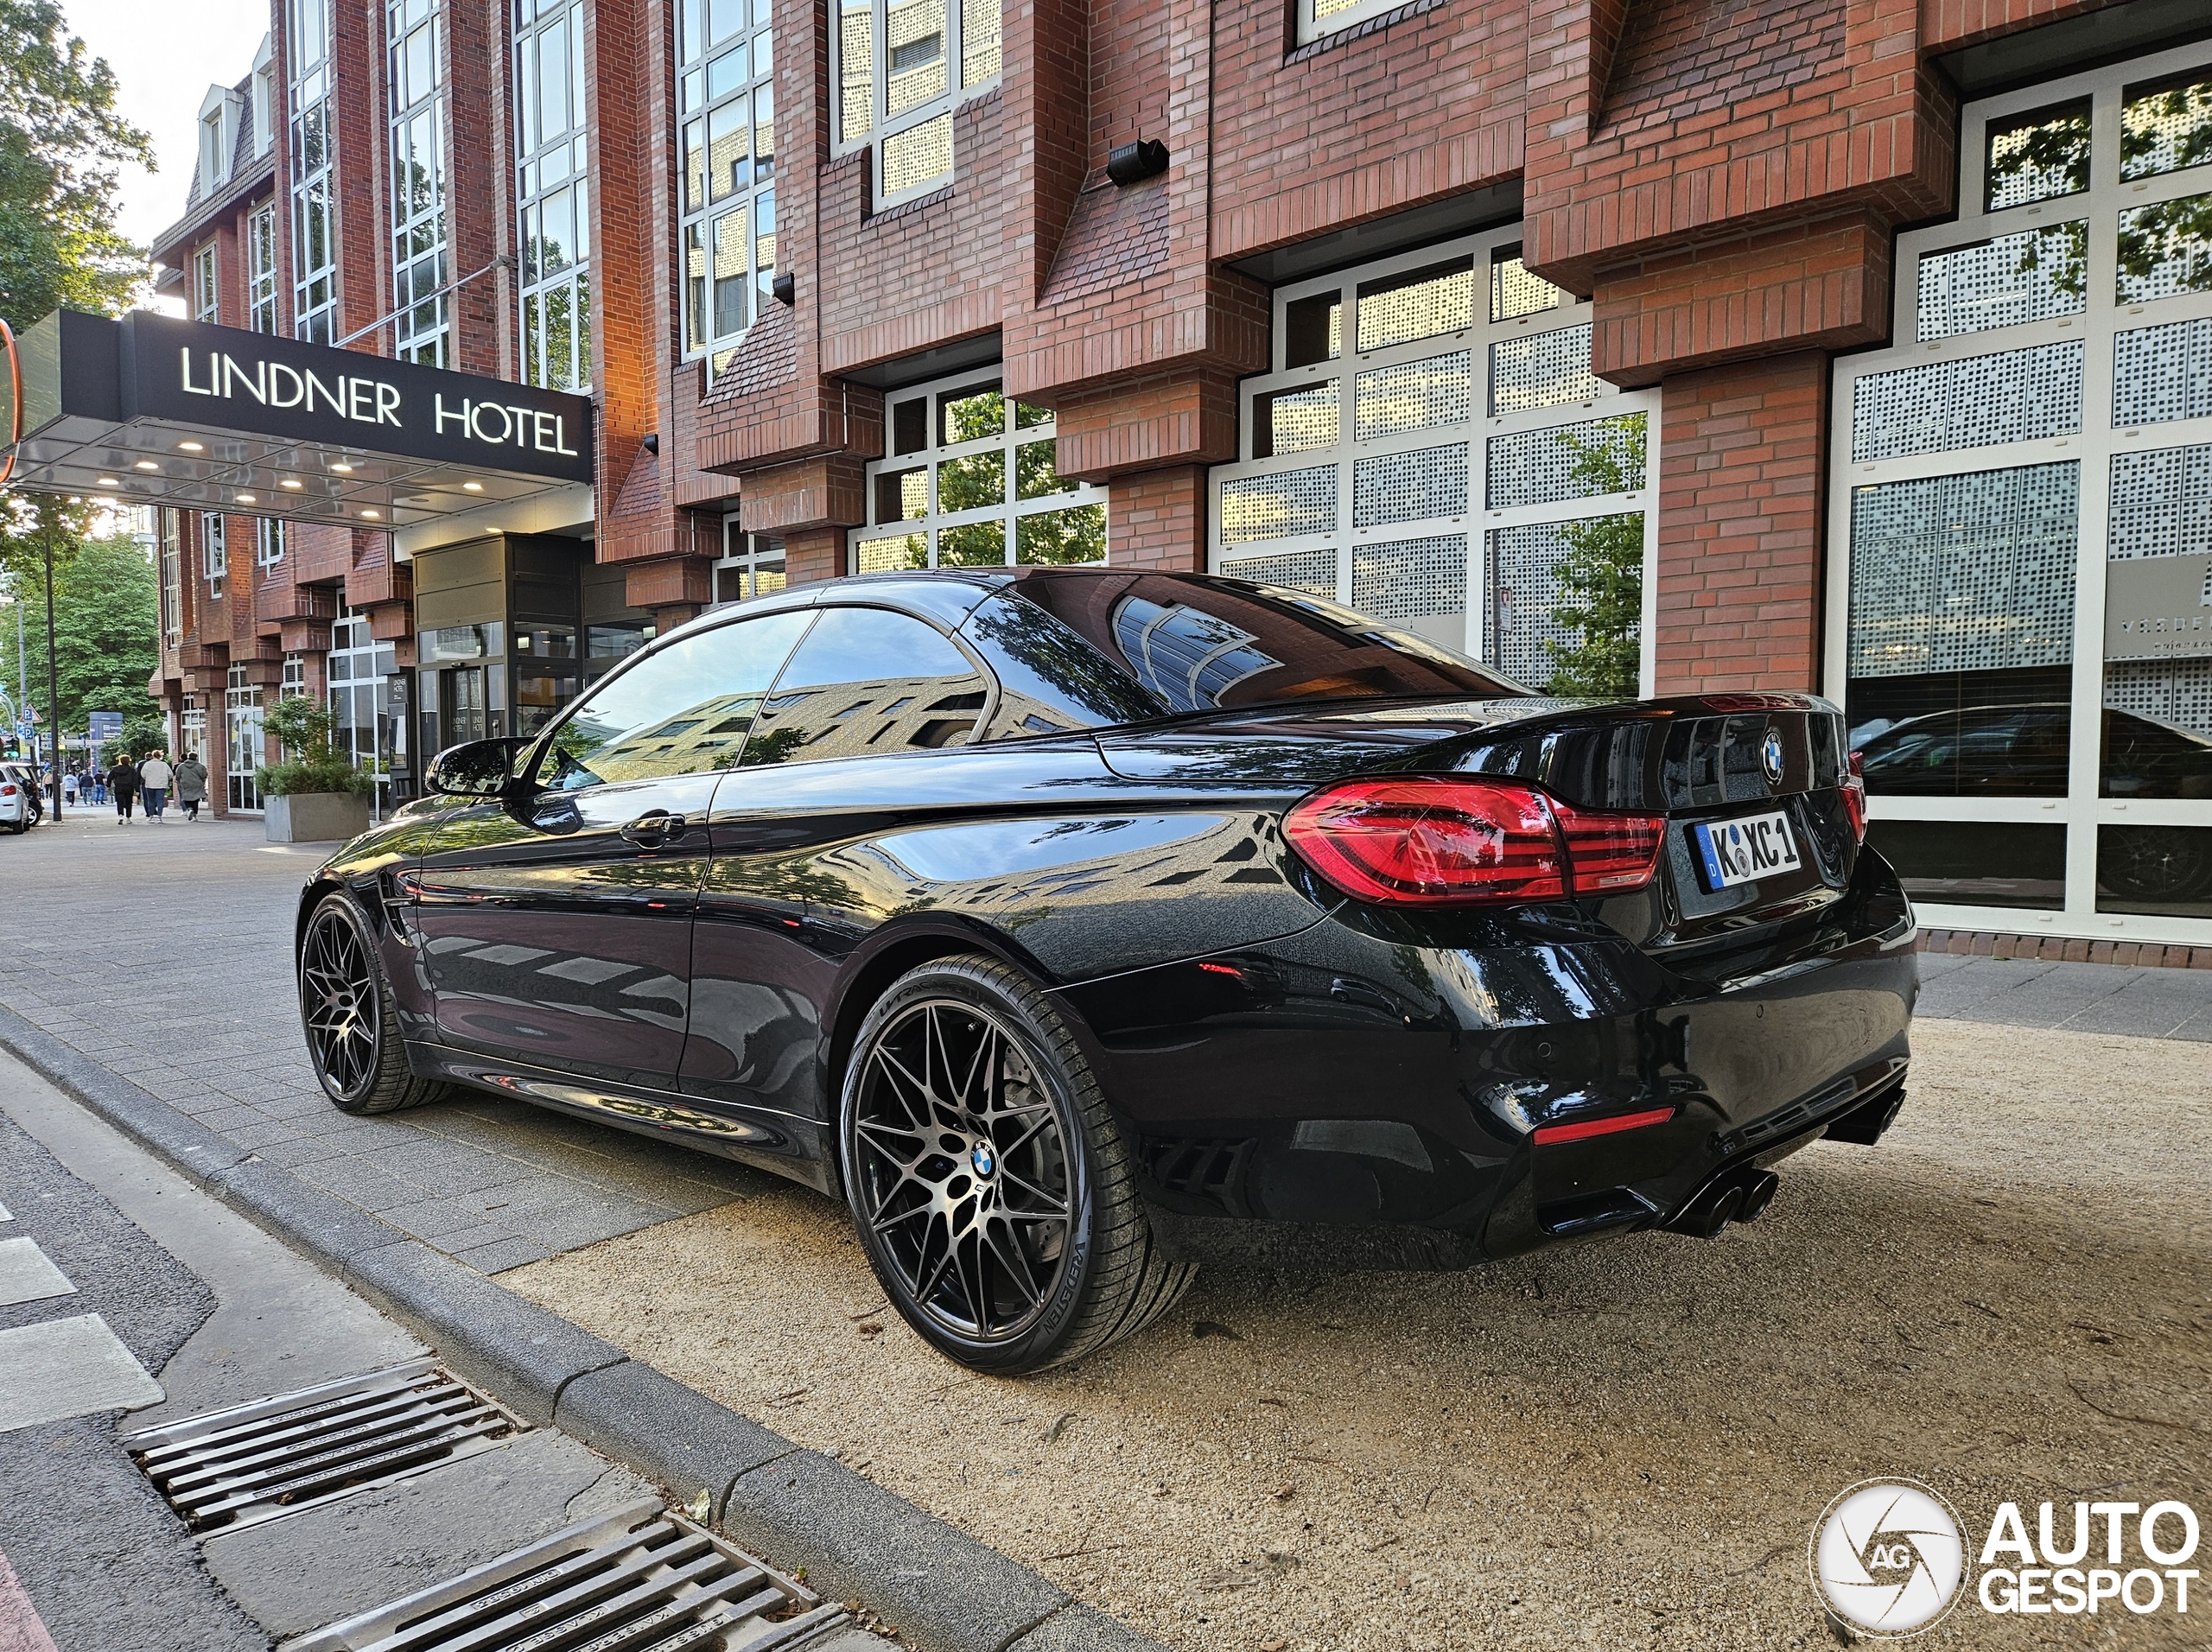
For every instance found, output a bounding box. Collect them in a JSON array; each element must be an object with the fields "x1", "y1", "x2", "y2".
[
  {"x1": 1841, "y1": 752, "x2": 1868, "y2": 844},
  {"x1": 1284, "y1": 776, "x2": 1664, "y2": 906},
  {"x1": 1533, "y1": 1105, "x2": 1677, "y2": 1146}
]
